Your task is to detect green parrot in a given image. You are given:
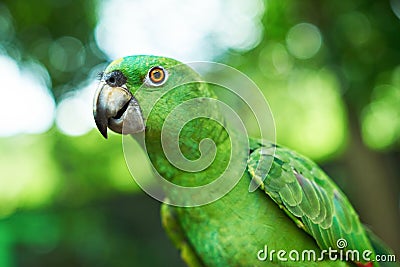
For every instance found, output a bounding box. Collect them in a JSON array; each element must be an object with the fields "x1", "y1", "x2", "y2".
[{"x1": 93, "y1": 55, "x2": 397, "y2": 267}]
